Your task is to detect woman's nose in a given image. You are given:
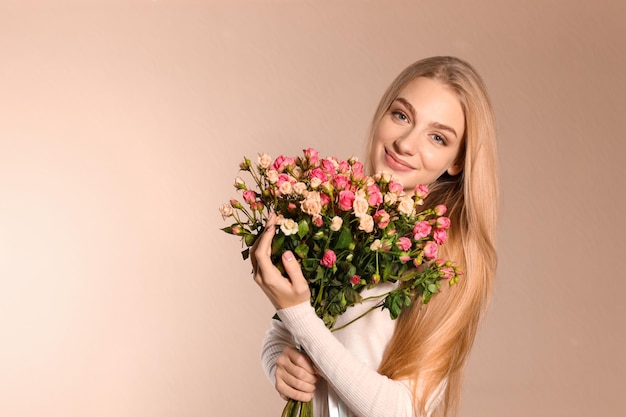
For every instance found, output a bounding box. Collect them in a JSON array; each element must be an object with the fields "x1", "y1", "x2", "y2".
[{"x1": 393, "y1": 132, "x2": 421, "y2": 156}]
